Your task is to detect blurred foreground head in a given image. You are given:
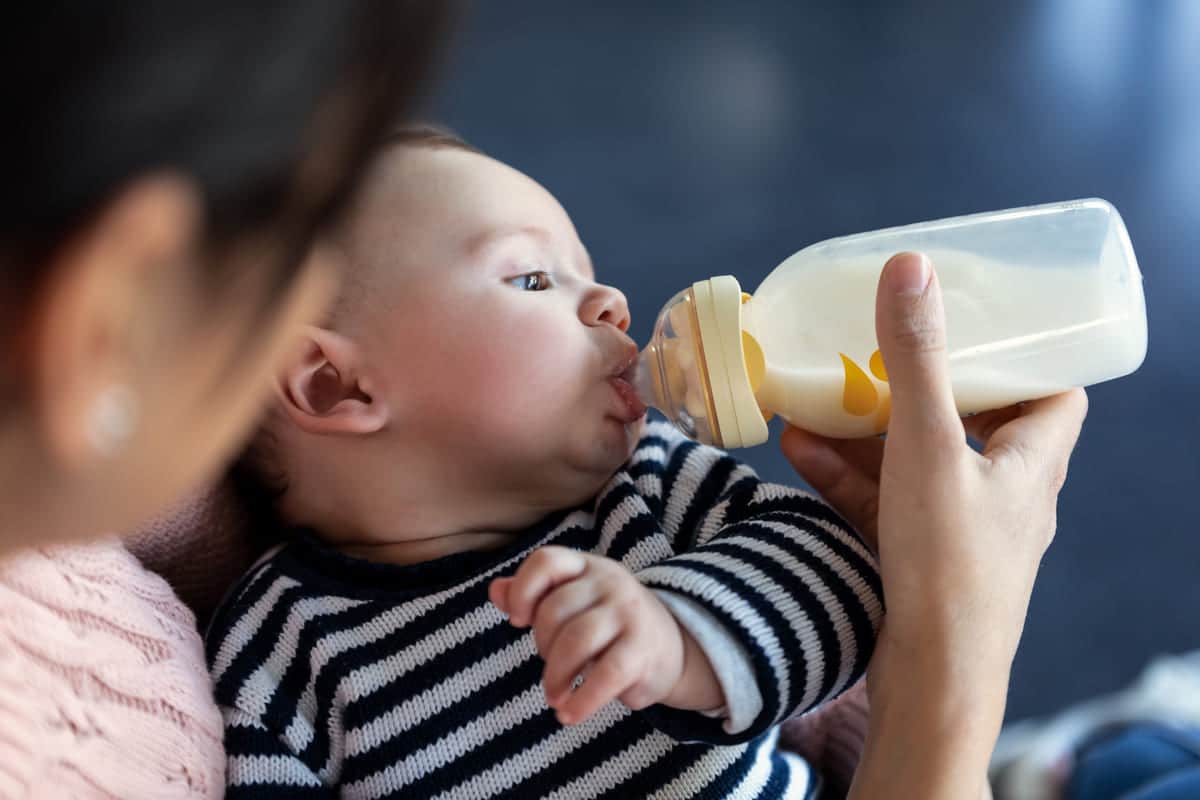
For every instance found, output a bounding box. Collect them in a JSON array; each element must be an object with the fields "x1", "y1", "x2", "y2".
[{"x1": 0, "y1": 1, "x2": 457, "y2": 548}]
